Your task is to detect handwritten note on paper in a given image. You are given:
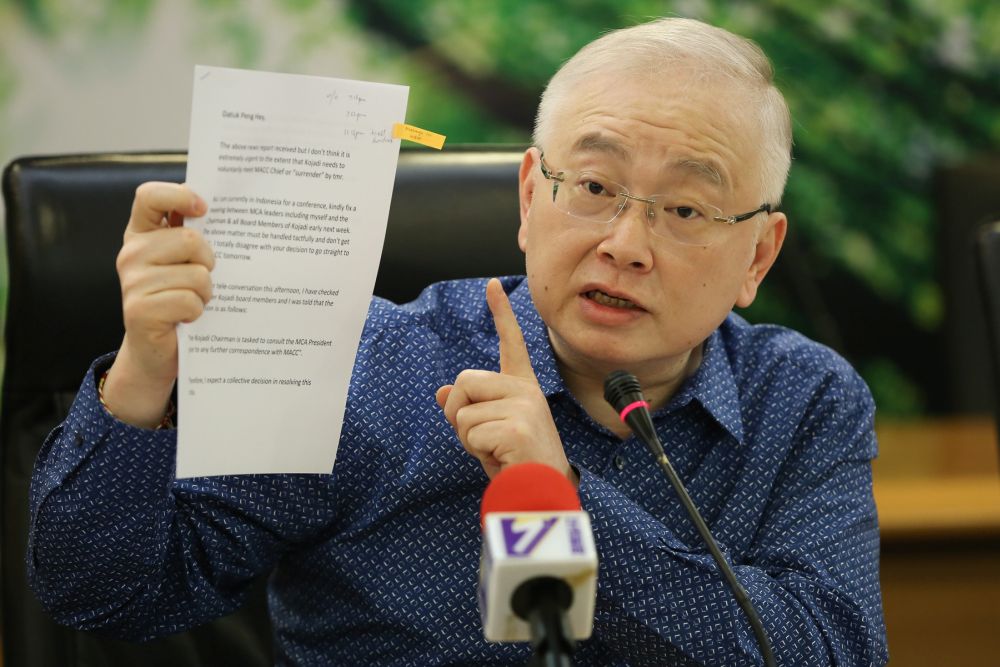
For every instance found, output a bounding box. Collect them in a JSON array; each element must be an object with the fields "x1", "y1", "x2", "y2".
[{"x1": 177, "y1": 65, "x2": 409, "y2": 477}]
